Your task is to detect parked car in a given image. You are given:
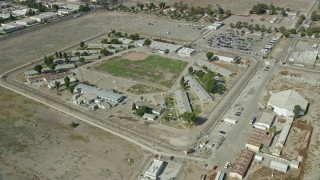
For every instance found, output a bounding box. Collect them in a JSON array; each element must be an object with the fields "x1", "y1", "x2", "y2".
[{"x1": 219, "y1": 131, "x2": 226, "y2": 134}]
